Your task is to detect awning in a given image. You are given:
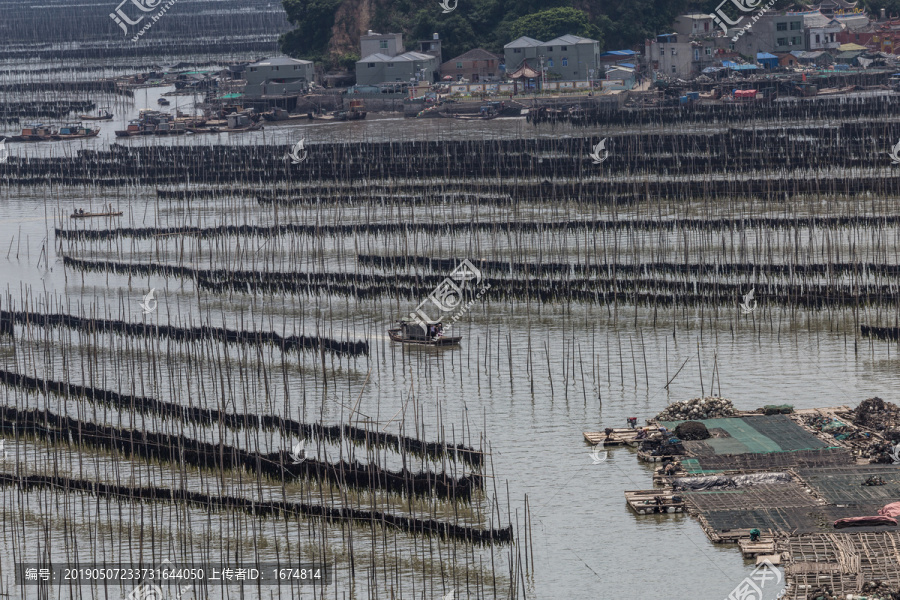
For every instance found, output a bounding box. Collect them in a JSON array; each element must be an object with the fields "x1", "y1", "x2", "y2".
[{"x1": 507, "y1": 62, "x2": 539, "y2": 79}]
